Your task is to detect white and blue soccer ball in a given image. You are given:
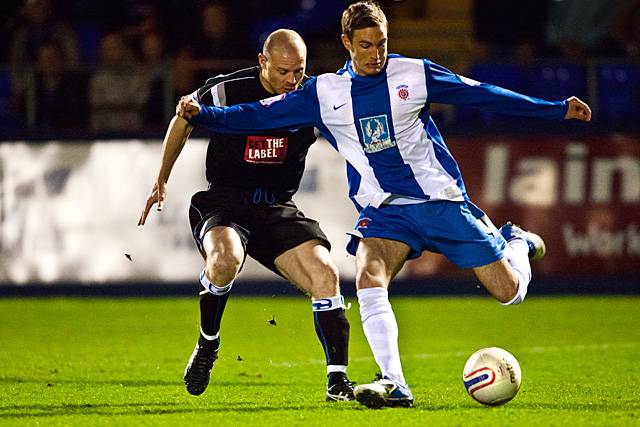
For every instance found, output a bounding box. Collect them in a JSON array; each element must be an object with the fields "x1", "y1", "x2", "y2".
[{"x1": 462, "y1": 347, "x2": 522, "y2": 406}]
